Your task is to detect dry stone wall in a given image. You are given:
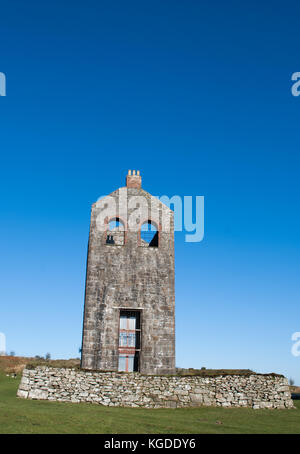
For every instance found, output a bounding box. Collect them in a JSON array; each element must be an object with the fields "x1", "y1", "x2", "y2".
[{"x1": 17, "y1": 367, "x2": 294, "y2": 409}]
